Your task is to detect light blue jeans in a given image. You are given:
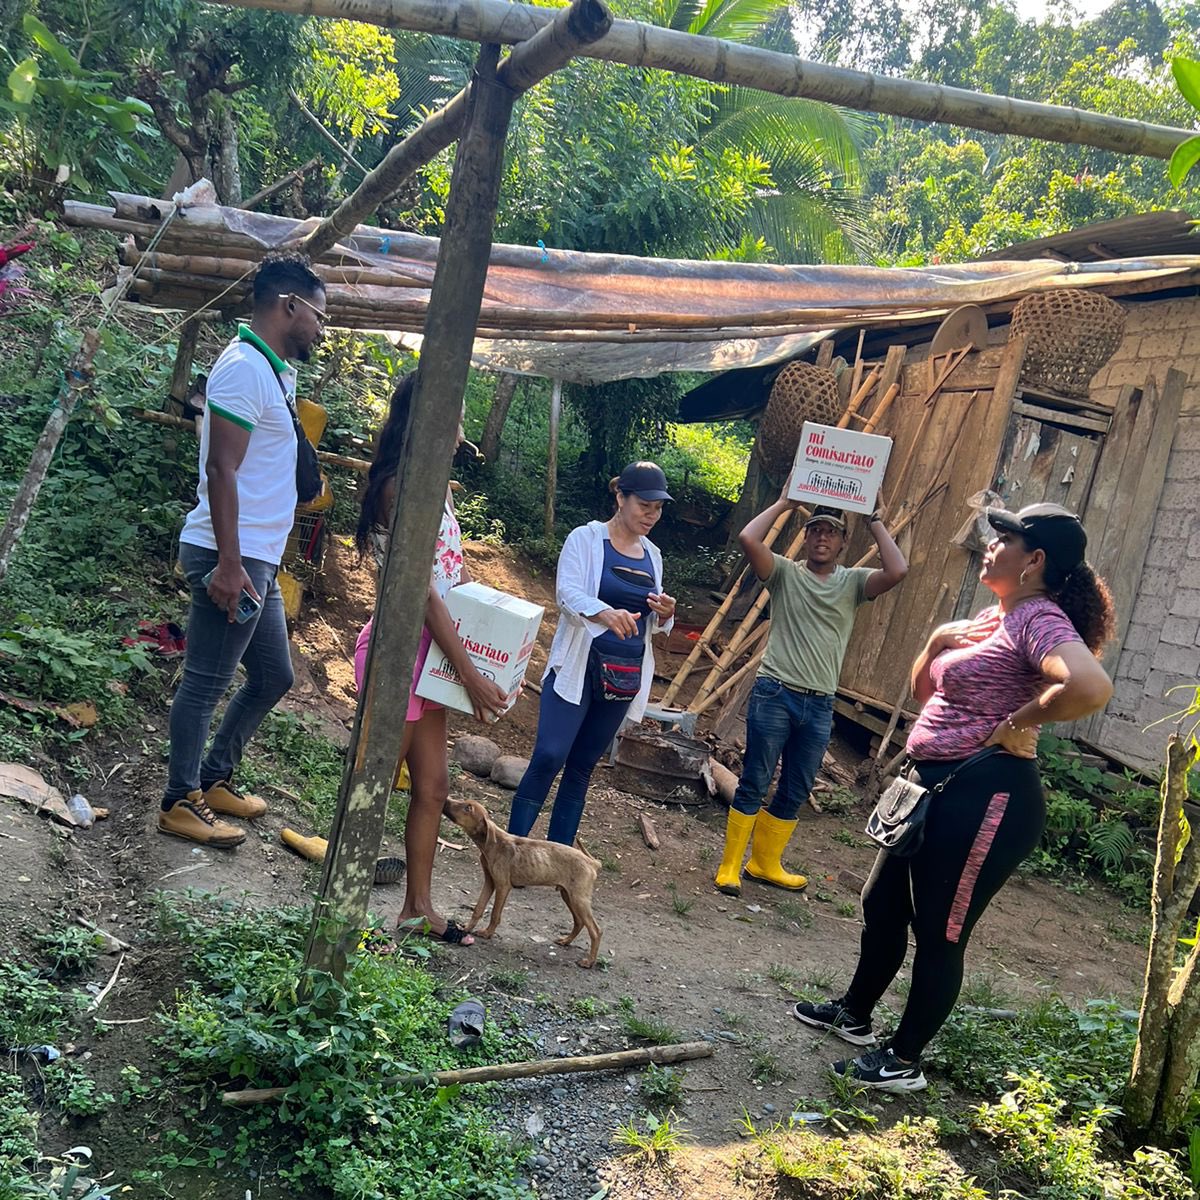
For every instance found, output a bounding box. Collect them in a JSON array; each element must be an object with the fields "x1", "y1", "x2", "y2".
[{"x1": 730, "y1": 676, "x2": 834, "y2": 820}]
